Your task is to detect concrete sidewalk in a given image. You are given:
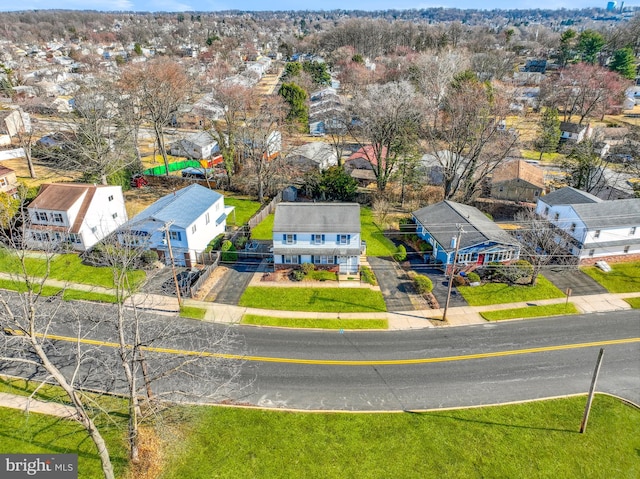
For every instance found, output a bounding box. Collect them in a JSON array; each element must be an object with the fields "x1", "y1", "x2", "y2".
[{"x1": 0, "y1": 392, "x2": 77, "y2": 419}]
